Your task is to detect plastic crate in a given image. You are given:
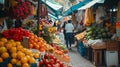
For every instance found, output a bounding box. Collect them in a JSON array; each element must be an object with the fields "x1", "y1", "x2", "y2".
[
  {"x1": 0, "y1": 57, "x2": 11, "y2": 67},
  {"x1": 30, "y1": 63, "x2": 37, "y2": 67}
]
